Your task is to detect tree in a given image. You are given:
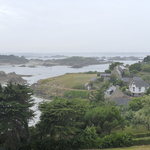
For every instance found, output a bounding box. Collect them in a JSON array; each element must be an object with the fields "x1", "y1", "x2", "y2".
[
  {"x1": 146, "y1": 87, "x2": 150, "y2": 95},
  {"x1": 116, "y1": 79, "x2": 124, "y2": 87},
  {"x1": 89, "y1": 88, "x2": 105, "y2": 104},
  {"x1": 128, "y1": 97, "x2": 143, "y2": 111},
  {"x1": 76, "y1": 125, "x2": 98, "y2": 149},
  {"x1": 0, "y1": 83, "x2": 34, "y2": 150},
  {"x1": 109, "y1": 74, "x2": 117, "y2": 85},
  {"x1": 84, "y1": 106, "x2": 125, "y2": 135},
  {"x1": 129, "y1": 63, "x2": 142, "y2": 72},
  {"x1": 142, "y1": 65, "x2": 150, "y2": 72},
  {"x1": 109, "y1": 62, "x2": 123, "y2": 70},
  {"x1": 132, "y1": 95, "x2": 150, "y2": 130},
  {"x1": 143, "y1": 55, "x2": 150, "y2": 62},
  {"x1": 37, "y1": 97, "x2": 89, "y2": 141}
]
